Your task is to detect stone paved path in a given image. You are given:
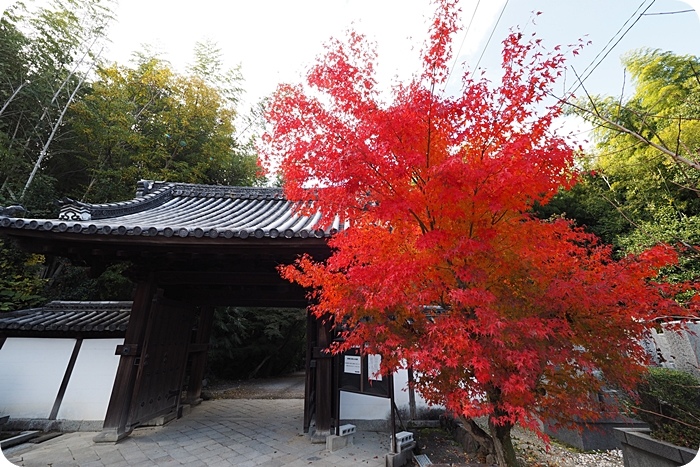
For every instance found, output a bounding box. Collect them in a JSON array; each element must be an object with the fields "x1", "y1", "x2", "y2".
[{"x1": 2, "y1": 400, "x2": 391, "y2": 467}]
